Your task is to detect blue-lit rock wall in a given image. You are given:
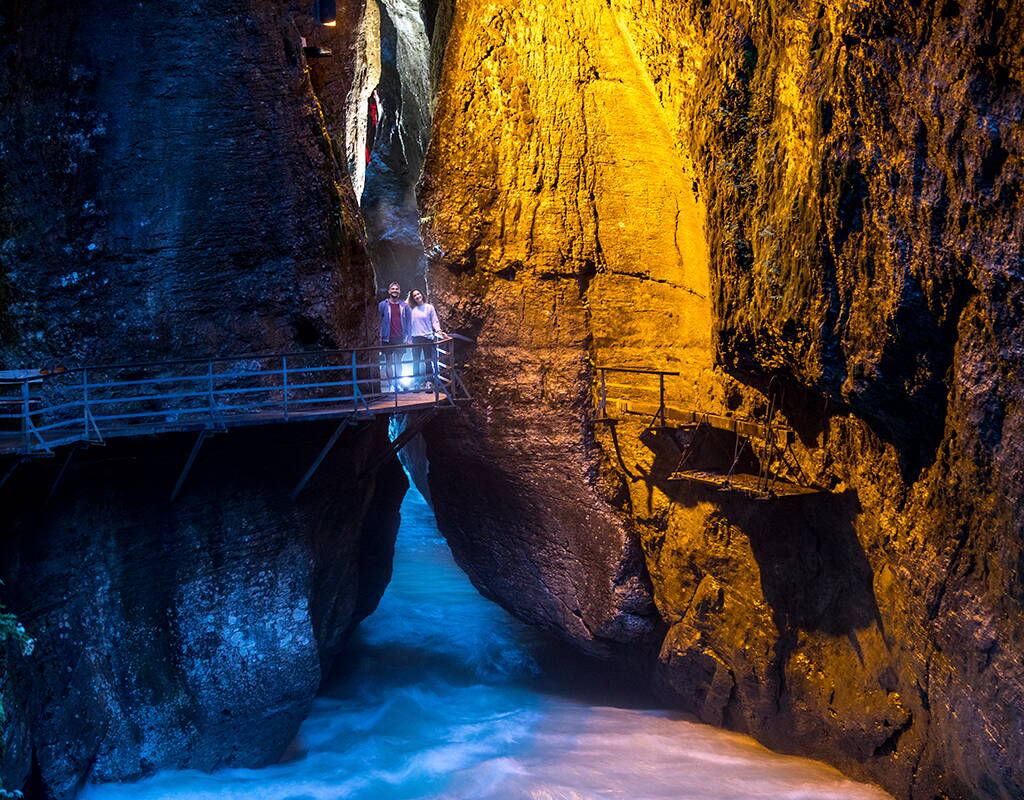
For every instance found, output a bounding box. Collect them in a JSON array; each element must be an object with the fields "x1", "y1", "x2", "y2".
[
  {"x1": 1, "y1": 422, "x2": 405, "y2": 797},
  {"x1": 0, "y1": 0, "x2": 373, "y2": 364},
  {"x1": 0, "y1": 0, "x2": 406, "y2": 796}
]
